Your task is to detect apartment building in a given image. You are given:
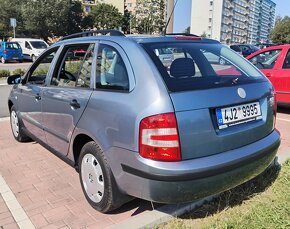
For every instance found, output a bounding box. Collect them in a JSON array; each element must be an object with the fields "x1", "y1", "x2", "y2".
[
  {"x1": 190, "y1": 0, "x2": 276, "y2": 44},
  {"x1": 81, "y1": 0, "x2": 124, "y2": 14}
]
